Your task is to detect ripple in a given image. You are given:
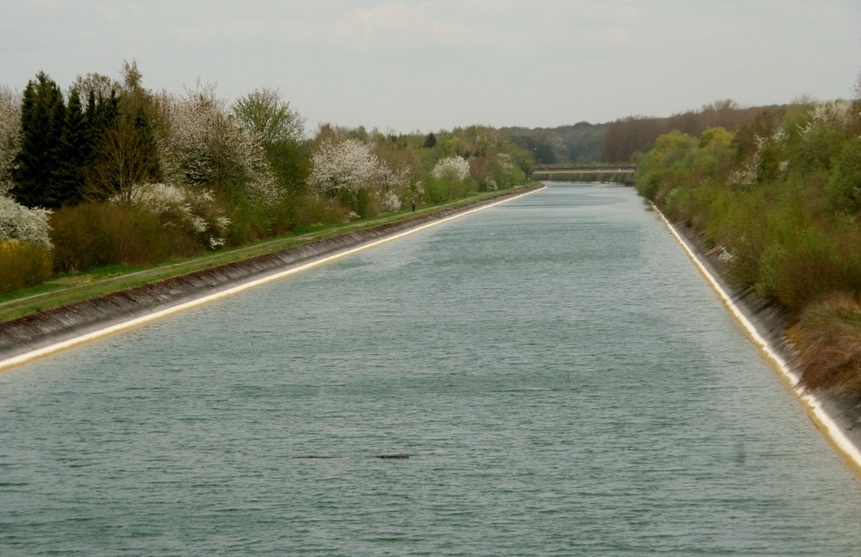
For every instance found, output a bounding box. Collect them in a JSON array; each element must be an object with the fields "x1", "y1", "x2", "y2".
[{"x1": 1, "y1": 184, "x2": 860, "y2": 556}]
